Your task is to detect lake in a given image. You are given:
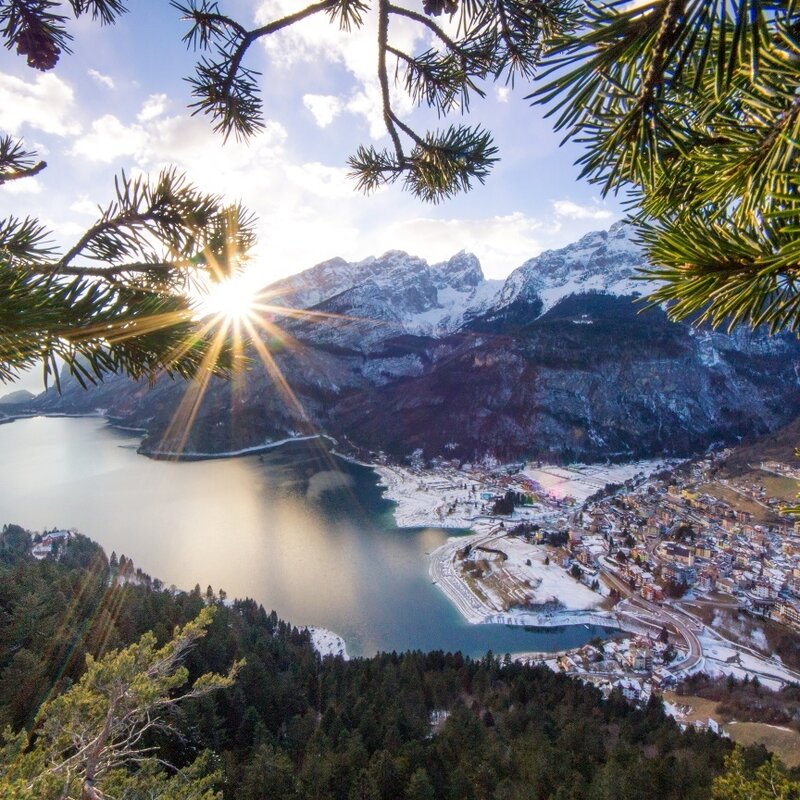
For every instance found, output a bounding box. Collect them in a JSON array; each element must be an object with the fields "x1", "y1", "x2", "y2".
[{"x1": 0, "y1": 416, "x2": 611, "y2": 657}]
